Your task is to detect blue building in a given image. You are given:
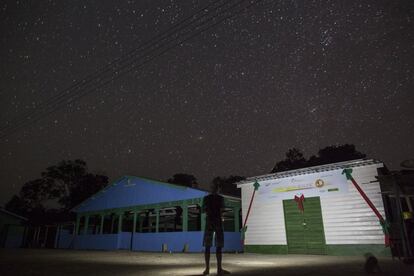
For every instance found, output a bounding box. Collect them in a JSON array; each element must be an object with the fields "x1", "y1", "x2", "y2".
[
  {"x1": 56, "y1": 176, "x2": 242, "y2": 252},
  {"x1": 0, "y1": 208, "x2": 27, "y2": 248}
]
